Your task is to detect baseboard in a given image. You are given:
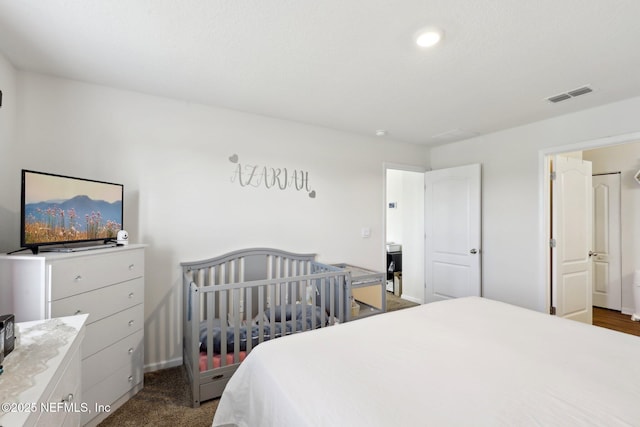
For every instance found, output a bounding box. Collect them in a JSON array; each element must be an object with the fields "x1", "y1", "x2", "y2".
[{"x1": 144, "y1": 357, "x2": 182, "y2": 373}]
